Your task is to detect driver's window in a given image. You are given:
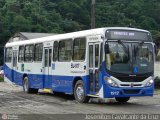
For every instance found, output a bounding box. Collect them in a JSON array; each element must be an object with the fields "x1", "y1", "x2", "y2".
[{"x1": 109, "y1": 43, "x2": 128, "y2": 64}]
